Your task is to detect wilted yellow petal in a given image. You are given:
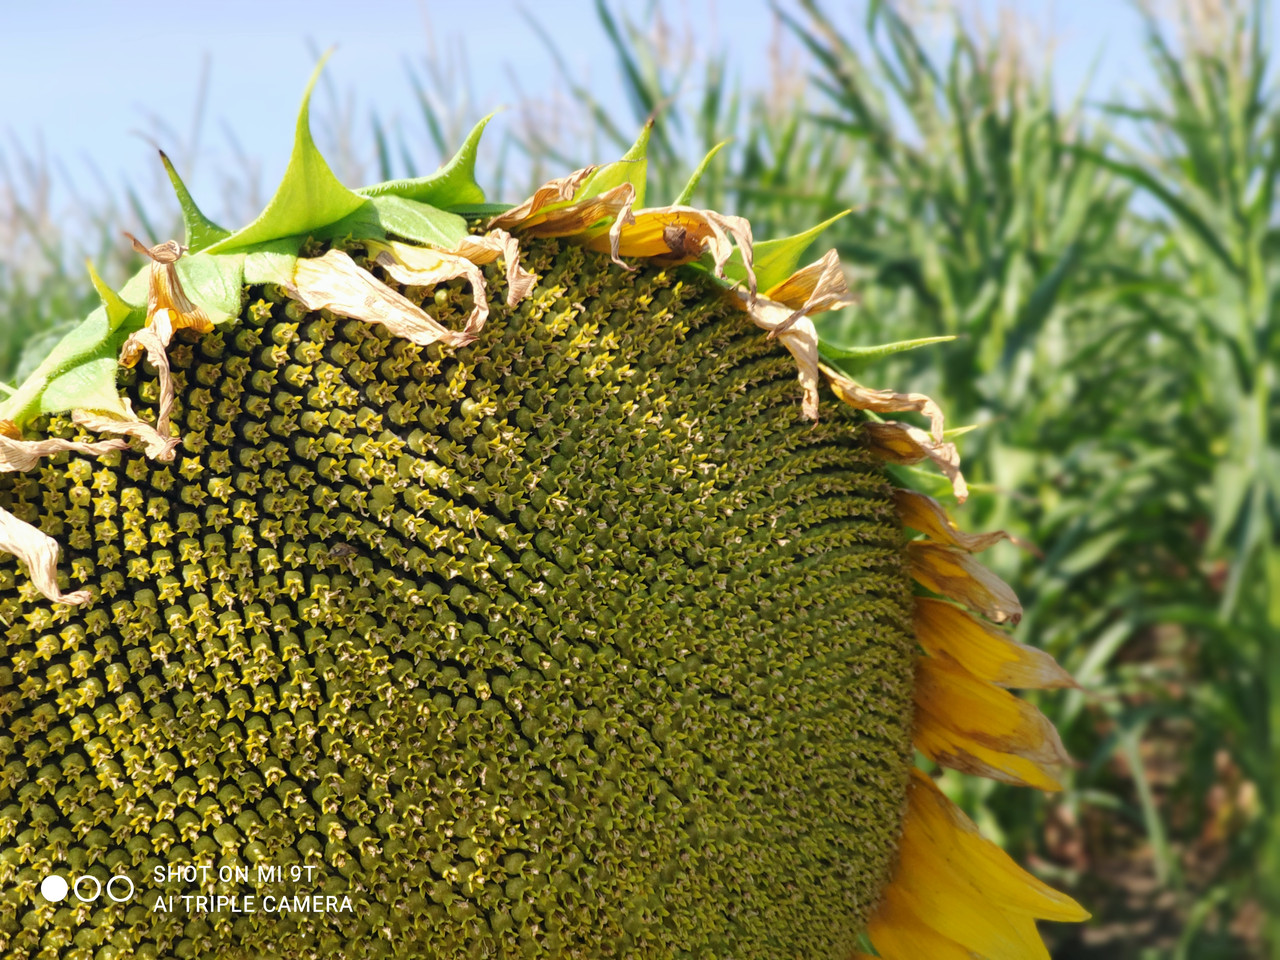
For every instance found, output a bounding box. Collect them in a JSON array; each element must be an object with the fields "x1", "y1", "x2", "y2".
[
  {"x1": 596, "y1": 205, "x2": 757, "y2": 301},
  {"x1": 913, "y1": 656, "x2": 1070, "y2": 789},
  {"x1": 730, "y1": 293, "x2": 821, "y2": 421},
  {"x1": 451, "y1": 229, "x2": 536, "y2": 307},
  {"x1": 905, "y1": 768, "x2": 1090, "y2": 921},
  {"x1": 908, "y1": 540, "x2": 1022, "y2": 623},
  {"x1": 0, "y1": 433, "x2": 127, "y2": 473},
  {"x1": 126, "y1": 233, "x2": 213, "y2": 334},
  {"x1": 73, "y1": 400, "x2": 179, "y2": 464},
  {"x1": 0, "y1": 506, "x2": 92, "y2": 606},
  {"x1": 509, "y1": 183, "x2": 636, "y2": 245},
  {"x1": 0, "y1": 420, "x2": 20, "y2": 440},
  {"x1": 286, "y1": 248, "x2": 470, "y2": 348},
  {"x1": 915, "y1": 597, "x2": 1077, "y2": 690},
  {"x1": 864, "y1": 421, "x2": 968, "y2": 502},
  {"x1": 895, "y1": 487, "x2": 1011, "y2": 551},
  {"x1": 823, "y1": 363, "x2": 945, "y2": 440},
  {"x1": 486, "y1": 166, "x2": 599, "y2": 231},
  {"x1": 762, "y1": 250, "x2": 856, "y2": 338},
  {"x1": 366, "y1": 239, "x2": 491, "y2": 341}
]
